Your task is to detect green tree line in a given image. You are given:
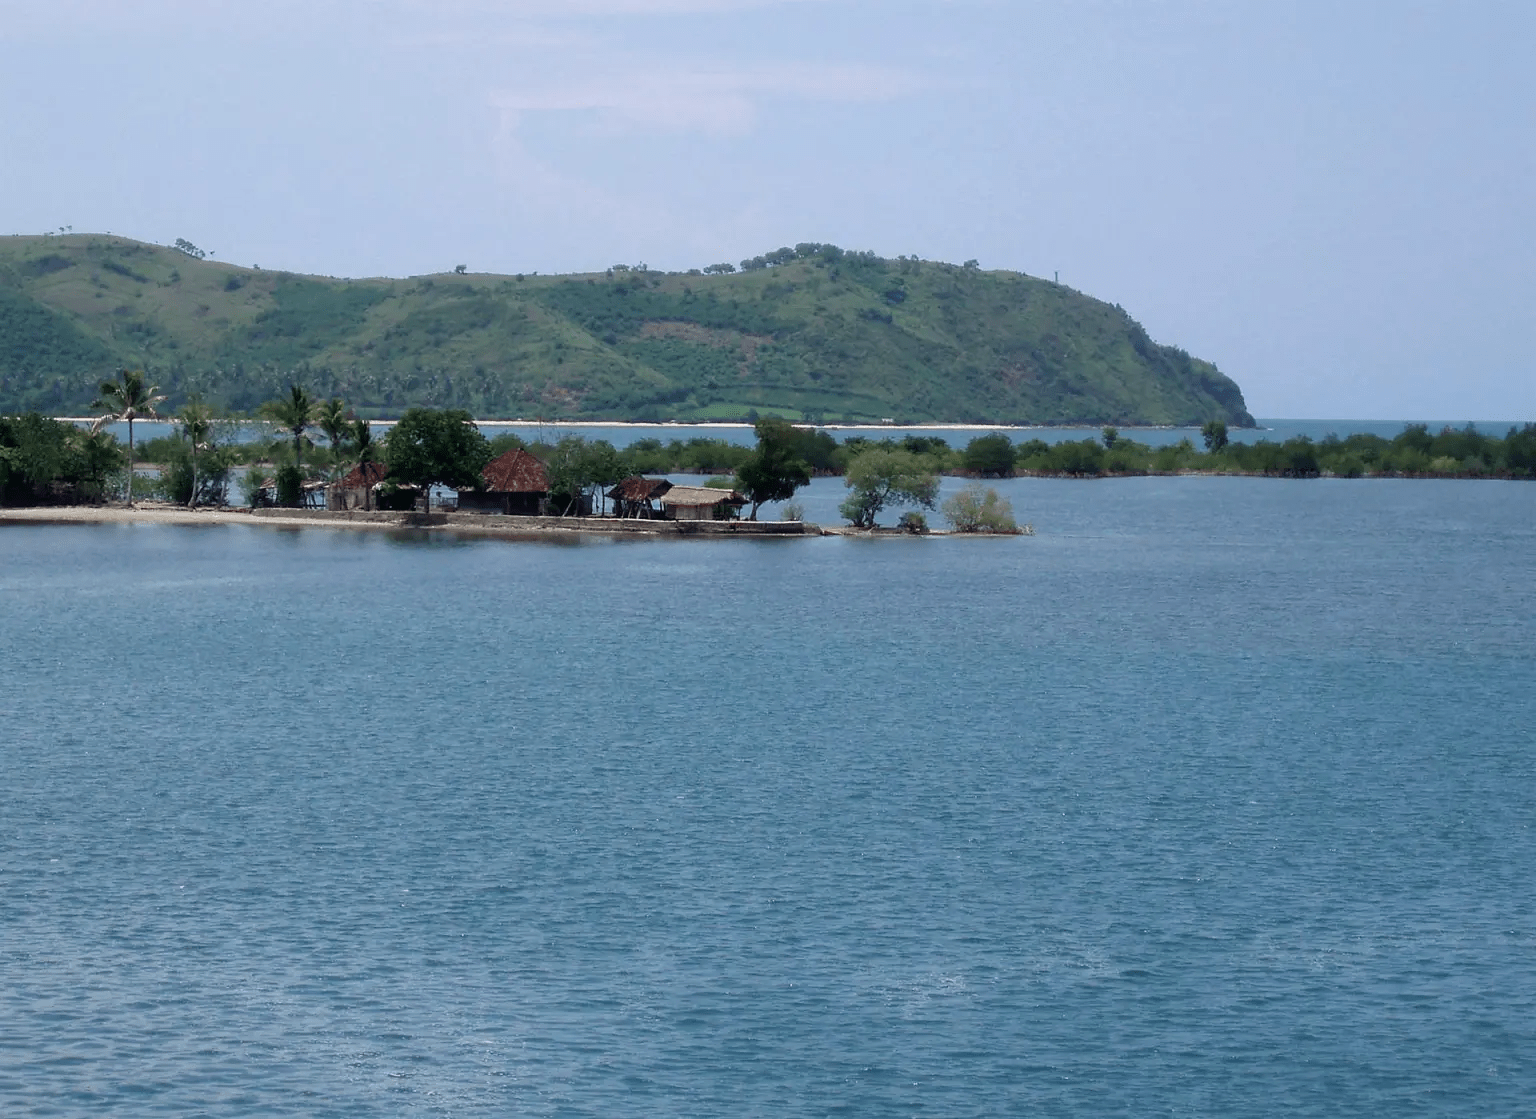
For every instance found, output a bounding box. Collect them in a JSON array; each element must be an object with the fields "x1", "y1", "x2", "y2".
[{"x1": 7, "y1": 387, "x2": 1535, "y2": 513}]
